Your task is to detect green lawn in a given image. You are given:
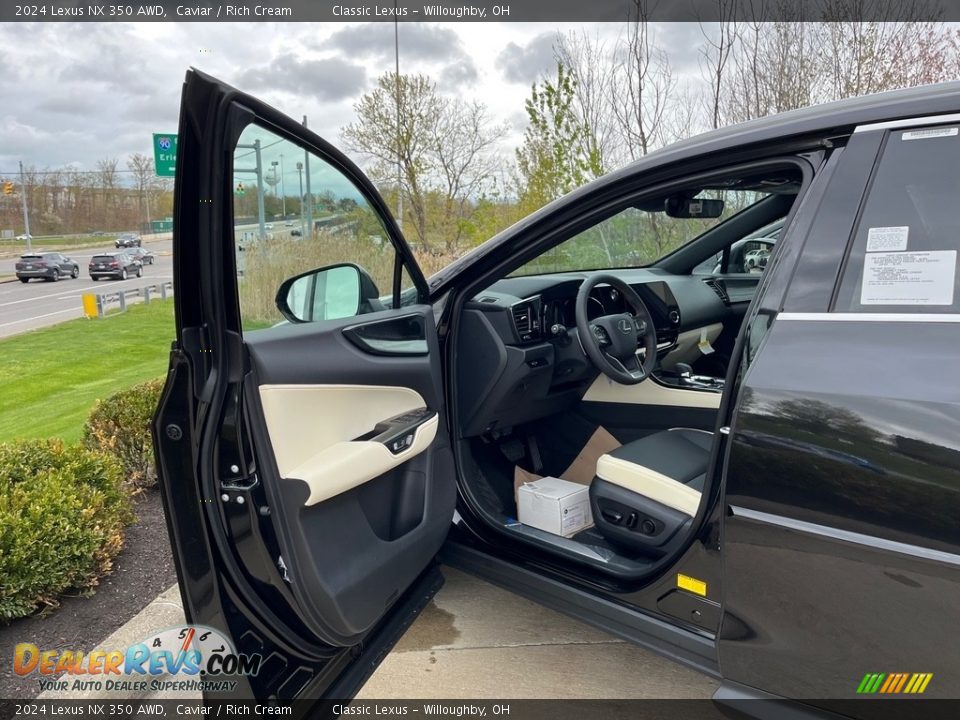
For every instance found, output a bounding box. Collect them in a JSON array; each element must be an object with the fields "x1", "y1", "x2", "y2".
[
  {"x1": 0, "y1": 235, "x2": 120, "y2": 256},
  {"x1": 0, "y1": 300, "x2": 175, "y2": 443}
]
